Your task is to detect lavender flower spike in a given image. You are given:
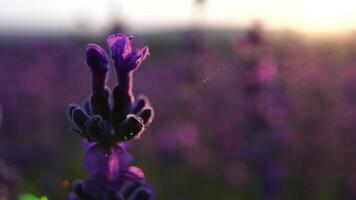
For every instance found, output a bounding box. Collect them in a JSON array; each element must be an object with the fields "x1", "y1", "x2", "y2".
[
  {"x1": 107, "y1": 33, "x2": 152, "y2": 129},
  {"x1": 68, "y1": 33, "x2": 154, "y2": 200}
]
